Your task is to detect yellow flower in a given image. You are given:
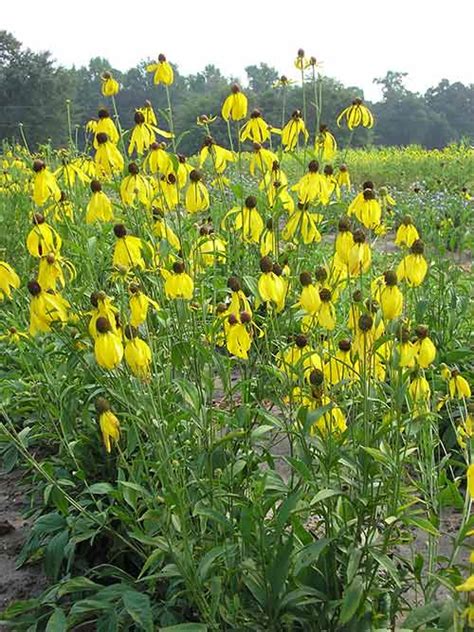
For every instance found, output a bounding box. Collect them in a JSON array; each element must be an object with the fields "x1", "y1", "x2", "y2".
[
  {"x1": 395, "y1": 216, "x2": 419, "y2": 248},
  {"x1": 259, "y1": 219, "x2": 278, "y2": 257},
  {"x1": 37, "y1": 253, "x2": 68, "y2": 292},
  {"x1": 185, "y1": 170, "x2": 210, "y2": 214},
  {"x1": 152, "y1": 212, "x2": 180, "y2": 250},
  {"x1": 88, "y1": 291, "x2": 120, "y2": 339},
  {"x1": 240, "y1": 110, "x2": 276, "y2": 143},
  {"x1": 112, "y1": 224, "x2": 145, "y2": 271},
  {"x1": 128, "y1": 110, "x2": 173, "y2": 156},
  {"x1": 316, "y1": 289, "x2": 336, "y2": 330},
  {"x1": 295, "y1": 271, "x2": 321, "y2": 314},
  {"x1": 27, "y1": 280, "x2": 69, "y2": 336},
  {"x1": 379, "y1": 186, "x2": 396, "y2": 208},
  {"x1": 348, "y1": 230, "x2": 371, "y2": 276},
  {"x1": 124, "y1": 326, "x2": 152, "y2": 379},
  {"x1": 146, "y1": 54, "x2": 174, "y2": 85},
  {"x1": 323, "y1": 165, "x2": 341, "y2": 201},
  {"x1": 193, "y1": 227, "x2": 227, "y2": 268},
  {"x1": 94, "y1": 133, "x2": 124, "y2": 177},
  {"x1": 449, "y1": 370, "x2": 471, "y2": 399},
  {"x1": 379, "y1": 271, "x2": 403, "y2": 320},
  {"x1": 0, "y1": 327, "x2": 28, "y2": 344},
  {"x1": 221, "y1": 84, "x2": 248, "y2": 121},
  {"x1": 226, "y1": 311, "x2": 252, "y2": 359},
  {"x1": 397, "y1": 240, "x2": 428, "y2": 287},
  {"x1": 163, "y1": 262, "x2": 194, "y2": 300},
  {"x1": 315, "y1": 125, "x2": 337, "y2": 160},
  {"x1": 26, "y1": 214, "x2": 62, "y2": 258},
  {"x1": 334, "y1": 217, "x2": 354, "y2": 266},
  {"x1": 272, "y1": 75, "x2": 295, "y2": 88},
  {"x1": 144, "y1": 141, "x2": 171, "y2": 174},
  {"x1": 292, "y1": 160, "x2": 329, "y2": 205},
  {"x1": 282, "y1": 203, "x2": 322, "y2": 245},
  {"x1": 0, "y1": 261, "x2": 20, "y2": 300},
  {"x1": 456, "y1": 575, "x2": 474, "y2": 592},
  {"x1": 120, "y1": 163, "x2": 153, "y2": 206},
  {"x1": 281, "y1": 110, "x2": 309, "y2": 151},
  {"x1": 413, "y1": 326, "x2": 436, "y2": 368},
  {"x1": 94, "y1": 109, "x2": 120, "y2": 146},
  {"x1": 222, "y1": 196, "x2": 264, "y2": 244},
  {"x1": 336, "y1": 164, "x2": 351, "y2": 189},
  {"x1": 196, "y1": 114, "x2": 217, "y2": 126},
  {"x1": 408, "y1": 374, "x2": 431, "y2": 416},
  {"x1": 324, "y1": 339, "x2": 359, "y2": 386},
  {"x1": 96, "y1": 398, "x2": 120, "y2": 453},
  {"x1": 54, "y1": 158, "x2": 90, "y2": 187},
  {"x1": 199, "y1": 137, "x2": 235, "y2": 173},
  {"x1": 337, "y1": 98, "x2": 374, "y2": 129},
  {"x1": 257, "y1": 257, "x2": 286, "y2": 312},
  {"x1": 467, "y1": 464, "x2": 474, "y2": 498},
  {"x1": 154, "y1": 173, "x2": 179, "y2": 212},
  {"x1": 32, "y1": 159, "x2": 61, "y2": 206},
  {"x1": 86, "y1": 180, "x2": 114, "y2": 223},
  {"x1": 277, "y1": 335, "x2": 322, "y2": 378},
  {"x1": 94, "y1": 317, "x2": 124, "y2": 370},
  {"x1": 294, "y1": 49, "x2": 311, "y2": 70},
  {"x1": 358, "y1": 189, "x2": 382, "y2": 230},
  {"x1": 227, "y1": 276, "x2": 252, "y2": 317},
  {"x1": 128, "y1": 283, "x2": 160, "y2": 327},
  {"x1": 259, "y1": 162, "x2": 294, "y2": 212},
  {"x1": 249, "y1": 143, "x2": 279, "y2": 176},
  {"x1": 457, "y1": 413, "x2": 474, "y2": 449},
  {"x1": 137, "y1": 100, "x2": 158, "y2": 125},
  {"x1": 101, "y1": 72, "x2": 120, "y2": 97}
]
